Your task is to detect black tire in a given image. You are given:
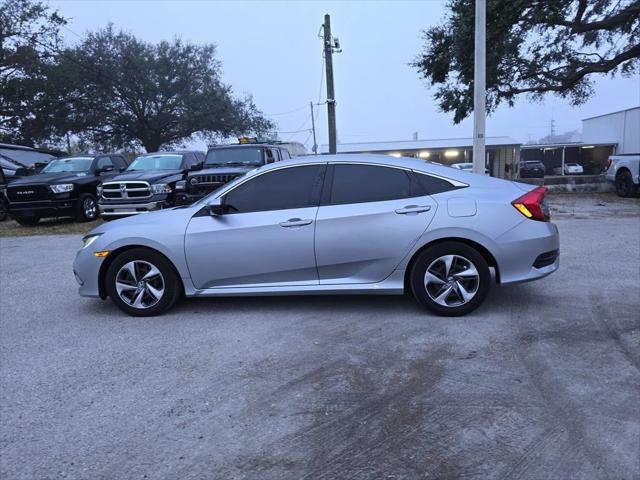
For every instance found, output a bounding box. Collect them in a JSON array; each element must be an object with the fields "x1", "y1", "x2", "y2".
[
  {"x1": 76, "y1": 193, "x2": 98, "y2": 222},
  {"x1": 615, "y1": 170, "x2": 637, "y2": 198},
  {"x1": 105, "y1": 248, "x2": 182, "y2": 316},
  {"x1": 410, "y1": 242, "x2": 491, "y2": 317},
  {"x1": 0, "y1": 199, "x2": 7, "y2": 222},
  {"x1": 13, "y1": 214, "x2": 40, "y2": 226}
]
